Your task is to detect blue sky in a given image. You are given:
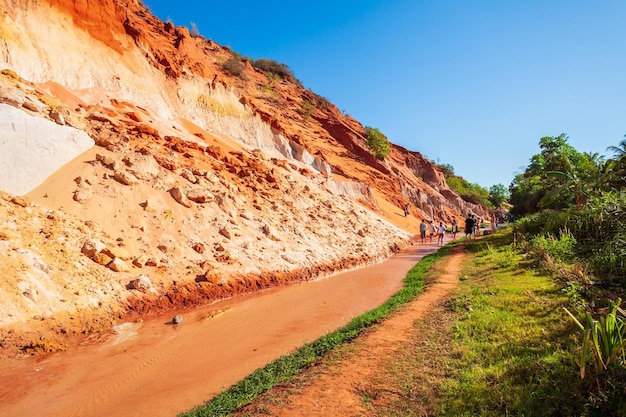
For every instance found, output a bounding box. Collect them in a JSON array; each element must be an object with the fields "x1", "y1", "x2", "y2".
[{"x1": 145, "y1": 0, "x2": 626, "y2": 189}]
